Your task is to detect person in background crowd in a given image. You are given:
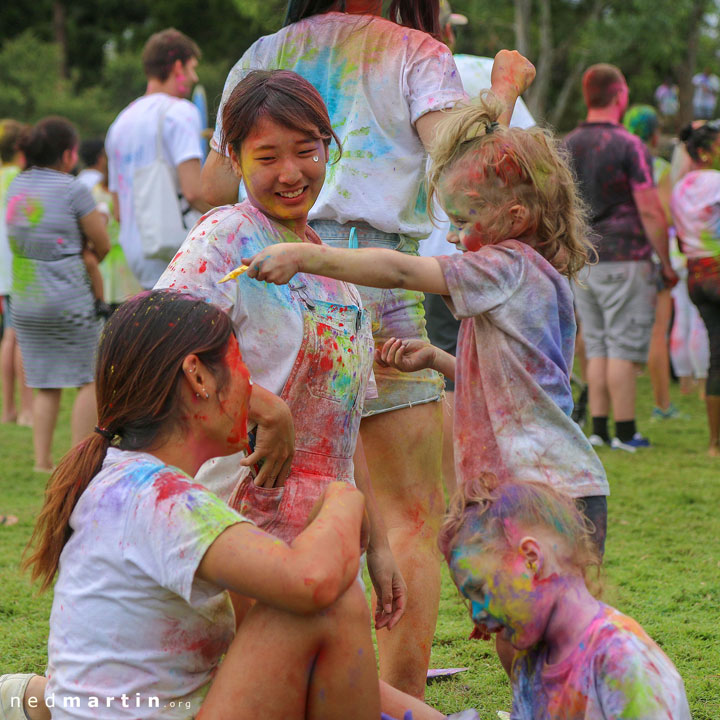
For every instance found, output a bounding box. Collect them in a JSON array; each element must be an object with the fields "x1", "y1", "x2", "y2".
[
  {"x1": 565, "y1": 65, "x2": 676, "y2": 453},
  {"x1": 670, "y1": 121, "x2": 720, "y2": 457},
  {"x1": 6, "y1": 117, "x2": 110, "y2": 472},
  {"x1": 0, "y1": 119, "x2": 33, "y2": 427},
  {"x1": 623, "y1": 104, "x2": 679, "y2": 420},
  {"x1": 78, "y1": 139, "x2": 141, "y2": 311},
  {"x1": 105, "y1": 28, "x2": 210, "y2": 290},
  {"x1": 692, "y1": 67, "x2": 720, "y2": 120},
  {"x1": 654, "y1": 76, "x2": 679, "y2": 128}
]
